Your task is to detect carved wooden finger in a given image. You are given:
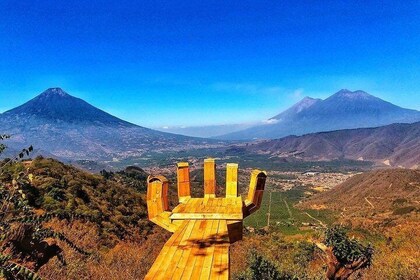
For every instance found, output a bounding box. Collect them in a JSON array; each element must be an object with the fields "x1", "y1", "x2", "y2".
[
  {"x1": 204, "y1": 158, "x2": 216, "y2": 198},
  {"x1": 177, "y1": 162, "x2": 191, "y2": 203},
  {"x1": 243, "y1": 170, "x2": 267, "y2": 217},
  {"x1": 147, "y1": 175, "x2": 178, "y2": 232},
  {"x1": 226, "y1": 163, "x2": 238, "y2": 198}
]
